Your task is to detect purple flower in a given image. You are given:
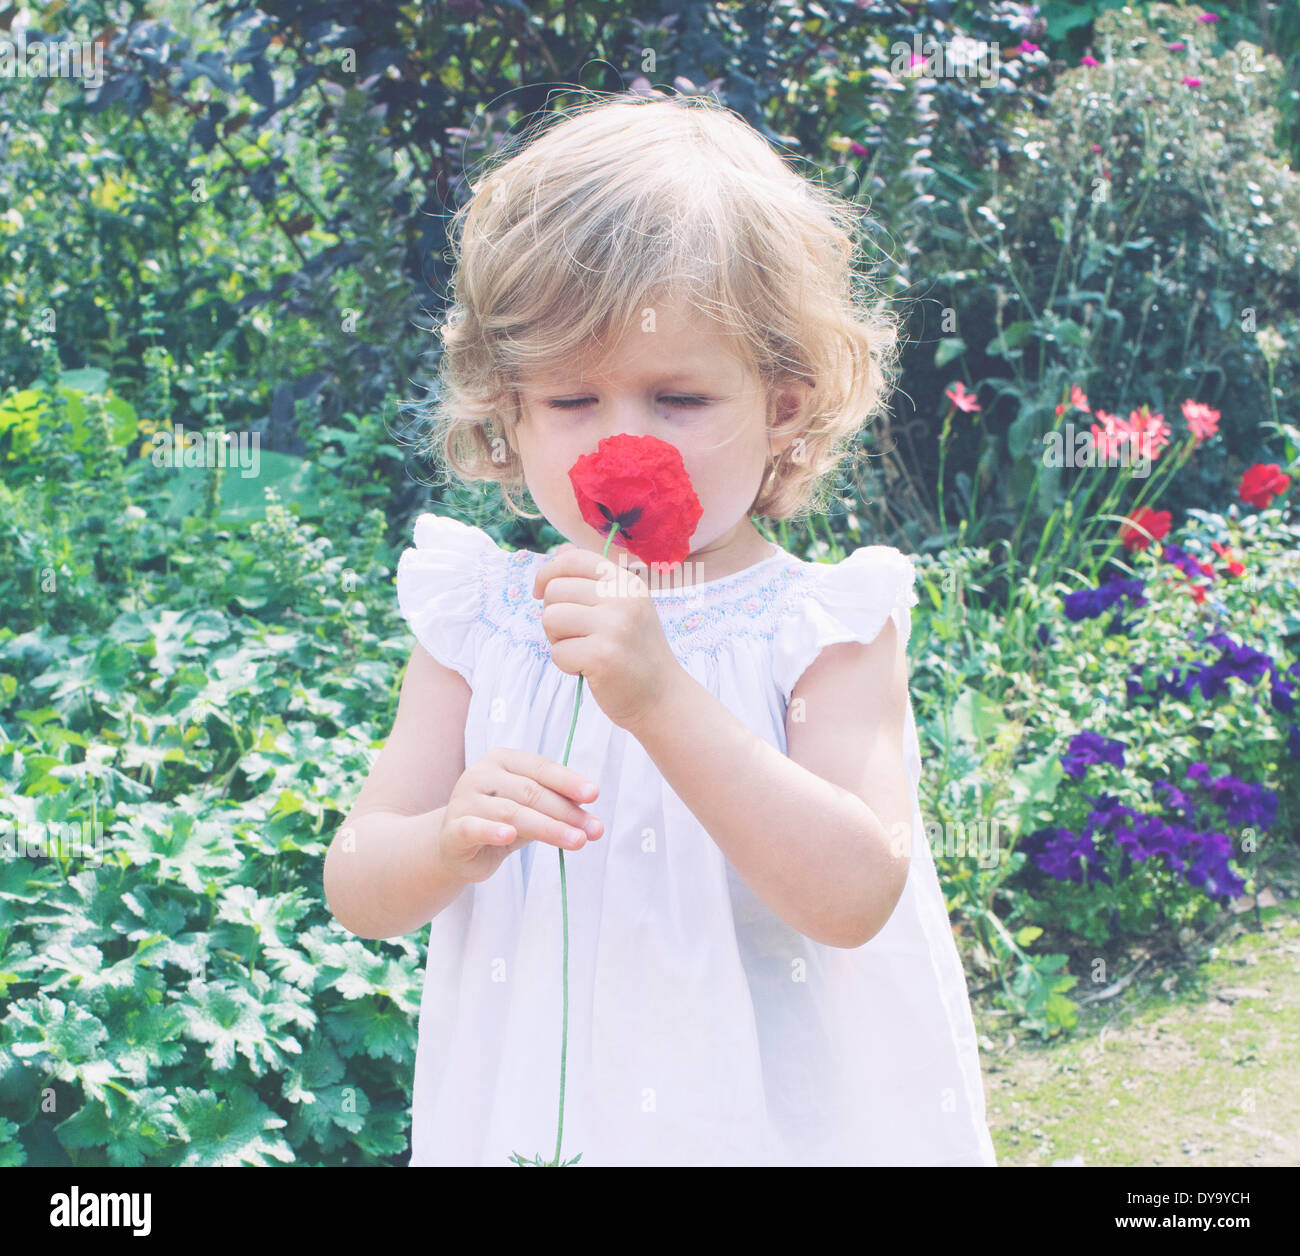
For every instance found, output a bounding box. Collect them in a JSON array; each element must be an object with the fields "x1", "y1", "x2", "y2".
[
  {"x1": 1290, "y1": 725, "x2": 1300, "y2": 761},
  {"x1": 1025, "y1": 826, "x2": 1110, "y2": 885},
  {"x1": 1062, "y1": 575, "x2": 1148, "y2": 623},
  {"x1": 1185, "y1": 763, "x2": 1277, "y2": 831},
  {"x1": 1082, "y1": 793, "x2": 1138, "y2": 833},
  {"x1": 1152, "y1": 778, "x2": 1198, "y2": 825},
  {"x1": 1061, "y1": 732, "x2": 1127, "y2": 779},
  {"x1": 1155, "y1": 666, "x2": 1200, "y2": 701},
  {"x1": 1112, "y1": 813, "x2": 1191, "y2": 873},
  {"x1": 1269, "y1": 660, "x2": 1300, "y2": 714},
  {"x1": 1181, "y1": 831, "x2": 1246, "y2": 901},
  {"x1": 1155, "y1": 633, "x2": 1280, "y2": 703},
  {"x1": 1161, "y1": 542, "x2": 1203, "y2": 579}
]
